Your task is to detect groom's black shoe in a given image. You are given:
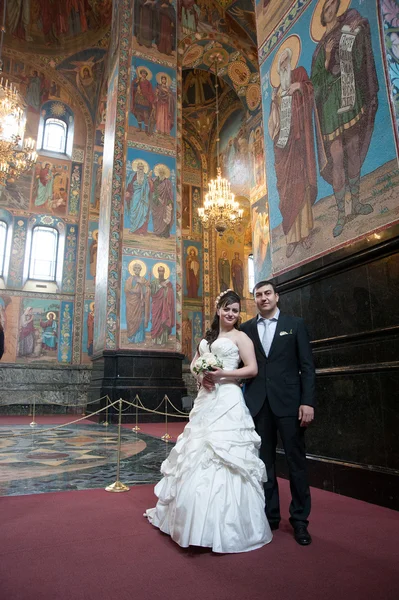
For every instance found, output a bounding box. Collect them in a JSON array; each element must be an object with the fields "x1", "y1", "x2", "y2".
[
  {"x1": 268, "y1": 521, "x2": 280, "y2": 531},
  {"x1": 293, "y1": 523, "x2": 312, "y2": 545}
]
